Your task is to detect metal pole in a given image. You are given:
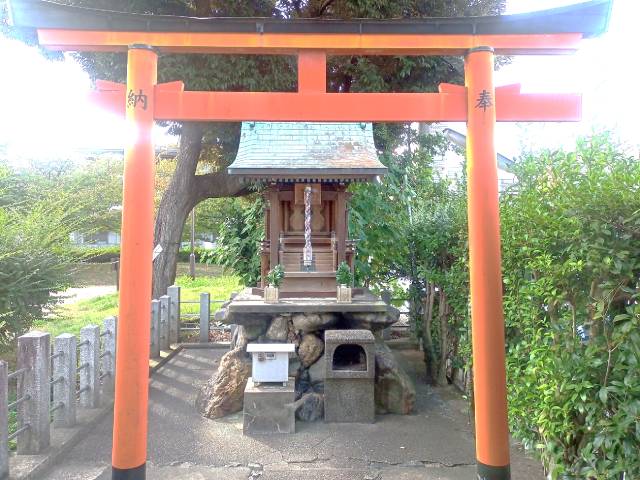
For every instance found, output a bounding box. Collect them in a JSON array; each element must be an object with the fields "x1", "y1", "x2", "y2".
[
  {"x1": 465, "y1": 46, "x2": 511, "y2": 480},
  {"x1": 189, "y1": 207, "x2": 196, "y2": 280},
  {"x1": 112, "y1": 44, "x2": 157, "y2": 480}
]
